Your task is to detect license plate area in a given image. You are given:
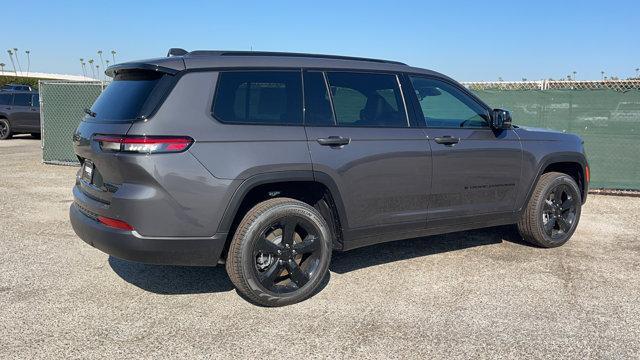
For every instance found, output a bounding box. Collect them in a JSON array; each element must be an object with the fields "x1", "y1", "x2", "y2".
[{"x1": 82, "y1": 160, "x2": 94, "y2": 184}]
